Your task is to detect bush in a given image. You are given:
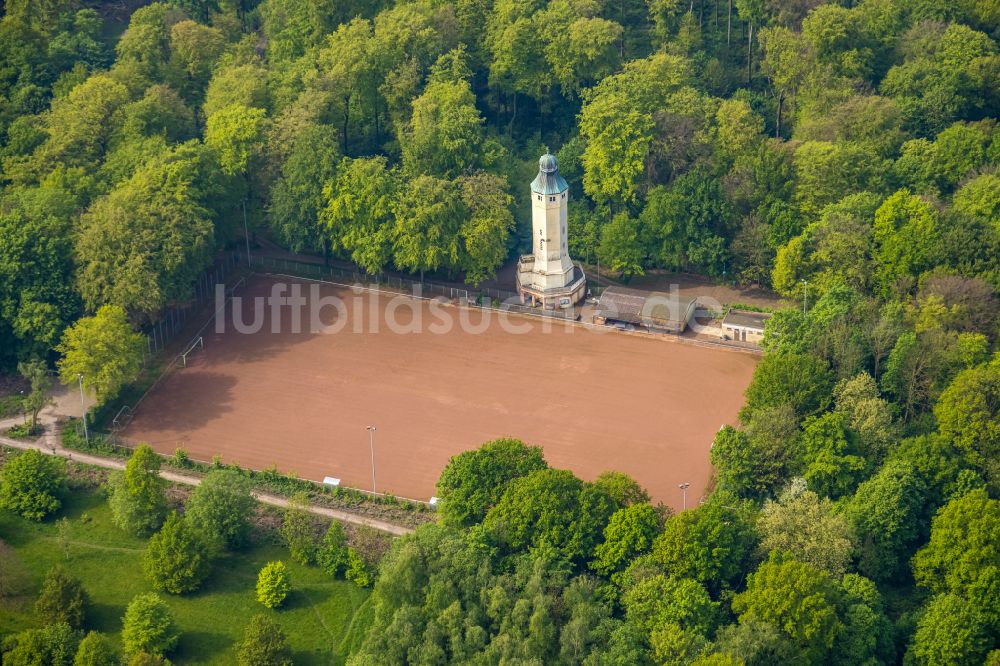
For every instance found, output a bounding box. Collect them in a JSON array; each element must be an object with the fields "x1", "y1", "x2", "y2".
[
  {"x1": 237, "y1": 614, "x2": 293, "y2": 666},
  {"x1": 121, "y1": 593, "x2": 178, "y2": 658},
  {"x1": 143, "y1": 512, "x2": 213, "y2": 594},
  {"x1": 185, "y1": 469, "x2": 255, "y2": 549},
  {"x1": 317, "y1": 522, "x2": 349, "y2": 578},
  {"x1": 35, "y1": 566, "x2": 87, "y2": 628},
  {"x1": 73, "y1": 632, "x2": 120, "y2": 666},
  {"x1": 0, "y1": 449, "x2": 66, "y2": 521},
  {"x1": 5, "y1": 422, "x2": 42, "y2": 439},
  {"x1": 345, "y1": 548, "x2": 374, "y2": 588},
  {"x1": 172, "y1": 449, "x2": 191, "y2": 468},
  {"x1": 256, "y1": 562, "x2": 290, "y2": 609},
  {"x1": 108, "y1": 445, "x2": 166, "y2": 536},
  {"x1": 2, "y1": 622, "x2": 81, "y2": 666},
  {"x1": 280, "y1": 493, "x2": 317, "y2": 565}
]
